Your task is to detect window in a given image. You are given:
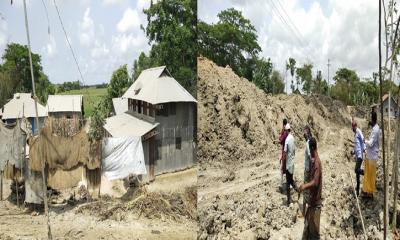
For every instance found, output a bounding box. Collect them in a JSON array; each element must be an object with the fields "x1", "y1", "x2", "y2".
[
  {"x1": 156, "y1": 104, "x2": 168, "y2": 116},
  {"x1": 66, "y1": 114, "x2": 73, "y2": 119},
  {"x1": 386, "y1": 108, "x2": 388, "y2": 113},
  {"x1": 175, "y1": 137, "x2": 182, "y2": 150}
]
